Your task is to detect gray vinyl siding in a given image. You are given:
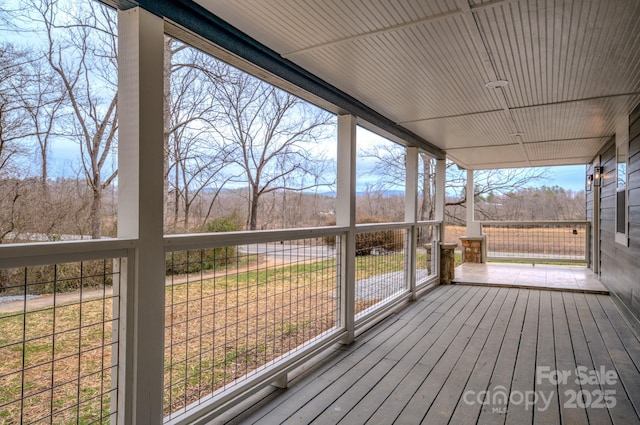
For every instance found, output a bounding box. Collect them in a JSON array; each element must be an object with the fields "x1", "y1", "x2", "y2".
[{"x1": 594, "y1": 103, "x2": 640, "y2": 321}]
